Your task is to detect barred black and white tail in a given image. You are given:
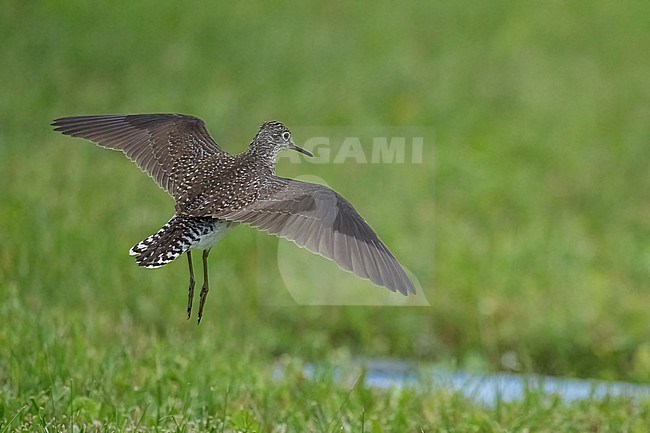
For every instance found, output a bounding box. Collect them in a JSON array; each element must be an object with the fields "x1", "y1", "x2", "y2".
[{"x1": 129, "y1": 216, "x2": 229, "y2": 268}]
